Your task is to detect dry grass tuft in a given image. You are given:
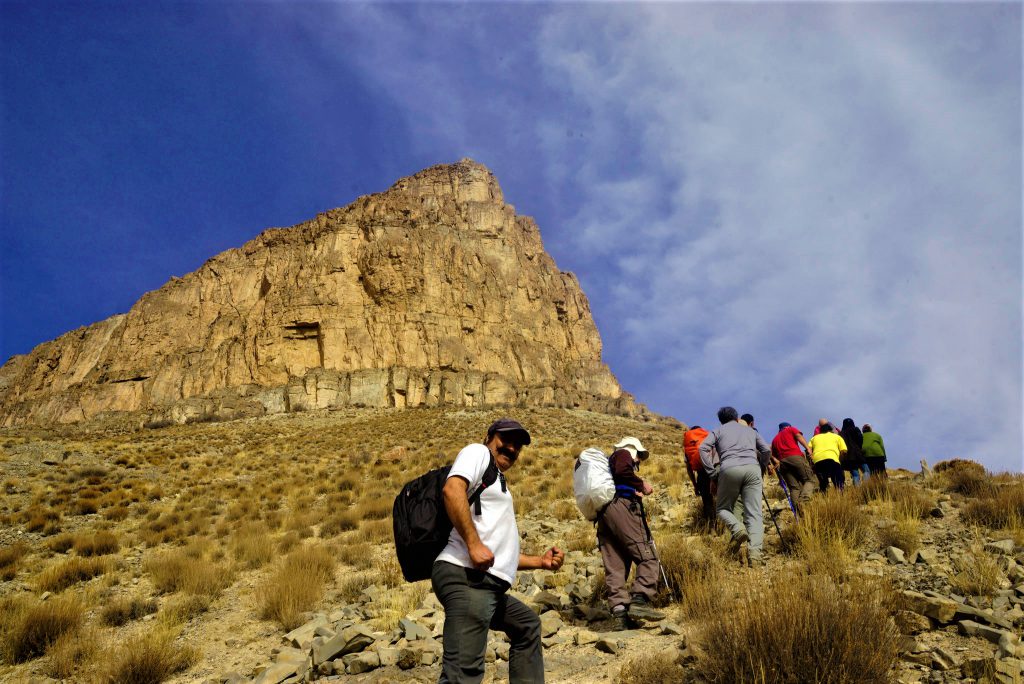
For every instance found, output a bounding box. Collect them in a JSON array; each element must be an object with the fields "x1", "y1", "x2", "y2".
[
  {"x1": 0, "y1": 595, "x2": 83, "y2": 664},
  {"x1": 73, "y1": 530, "x2": 120, "y2": 556},
  {"x1": 857, "y1": 477, "x2": 935, "y2": 519},
  {"x1": 258, "y1": 544, "x2": 336, "y2": 630},
  {"x1": 44, "y1": 624, "x2": 100, "y2": 679},
  {"x1": 230, "y1": 521, "x2": 274, "y2": 569},
  {"x1": 656, "y1": 532, "x2": 730, "y2": 618},
  {"x1": 618, "y1": 650, "x2": 684, "y2": 683},
  {"x1": 101, "y1": 595, "x2": 160, "y2": 626},
  {"x1": 144, "y1": 547, "x2": 234, "y2": 597},
  {"x1": 695, "y1": 571, "x2": 899, "y2": 684},
  {"x1": 0, "y1": 542, "x2": 28, "y2": 580},
  {"x1": 96, "y1": 625, "x2": 196, "y2": 683},
  {"x1": 792, "y1": 490, "x2": 869, "y2": 578},
  {"x1": 36, "y1": 556, "x2": 110, "y2": 593},
  {"x1": 936, "y1": 459, "x2": 994, "y2": 497},
  {"x1": 961, "y1": 480, "x2": 1024, "y2": 532},
  {"x1": 876, "y1": 506, "x2": 922, "y2": 555},
  {"x1": 949, "y1": 540, "x2": 1003, "y2": 597}
]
